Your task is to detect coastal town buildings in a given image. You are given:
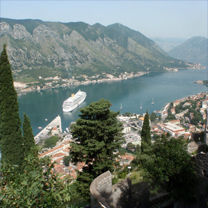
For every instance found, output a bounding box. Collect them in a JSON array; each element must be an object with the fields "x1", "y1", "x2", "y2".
[
  {"x1": 14, "y1": 72, "x2": 147, "y2": 94},
  {"x1": 163, "y1": 122, "x2": 185, "y2": 137},
  {"x1": 168, "y1": 120, "x2": 180, "y2": 125},
  {"x1": 138, "y1": 117, "x2": 144, "y2": 127},
  {"x1": 36, "y1": 91, "x2": 208, "y2": 179},
  {"x1": 14, "y1": 62, "x2": 204, "y2": 95}
]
